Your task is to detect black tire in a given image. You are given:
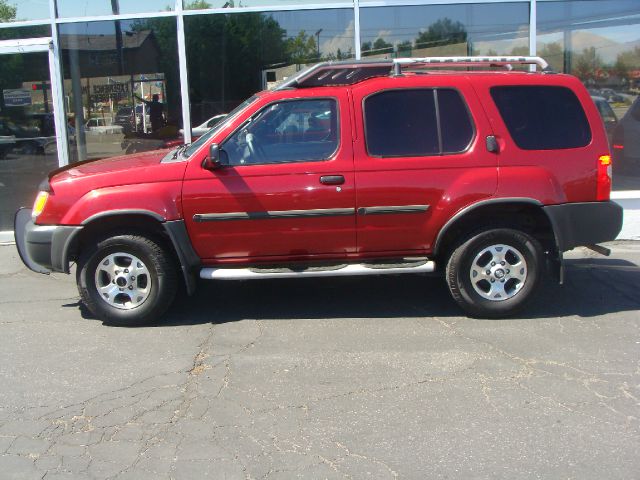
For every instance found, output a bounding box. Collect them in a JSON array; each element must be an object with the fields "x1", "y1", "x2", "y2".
[
  {"x1": 446, "y1": 228, "x2": 543, "y2": 318},
  {"x1": 76, "y1": 233, "x2": 178, "y2": 326}
]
